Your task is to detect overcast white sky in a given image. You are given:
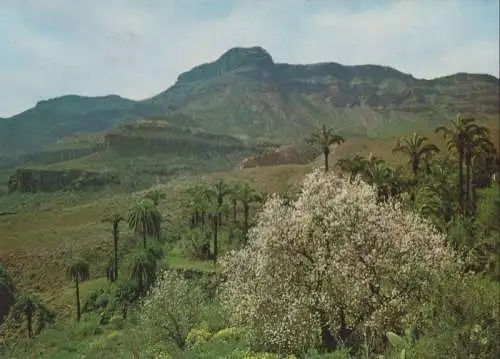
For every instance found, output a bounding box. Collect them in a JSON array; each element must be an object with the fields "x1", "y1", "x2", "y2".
[{"x1": 1, "y1": 0, "x2": 499, "y2": 117}]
